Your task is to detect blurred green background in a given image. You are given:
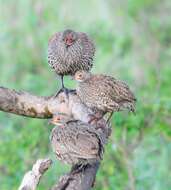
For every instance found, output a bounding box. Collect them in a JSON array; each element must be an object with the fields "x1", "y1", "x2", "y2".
[{"x1": 0, "y1": 0, "x2": 171, "y2": 189}]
